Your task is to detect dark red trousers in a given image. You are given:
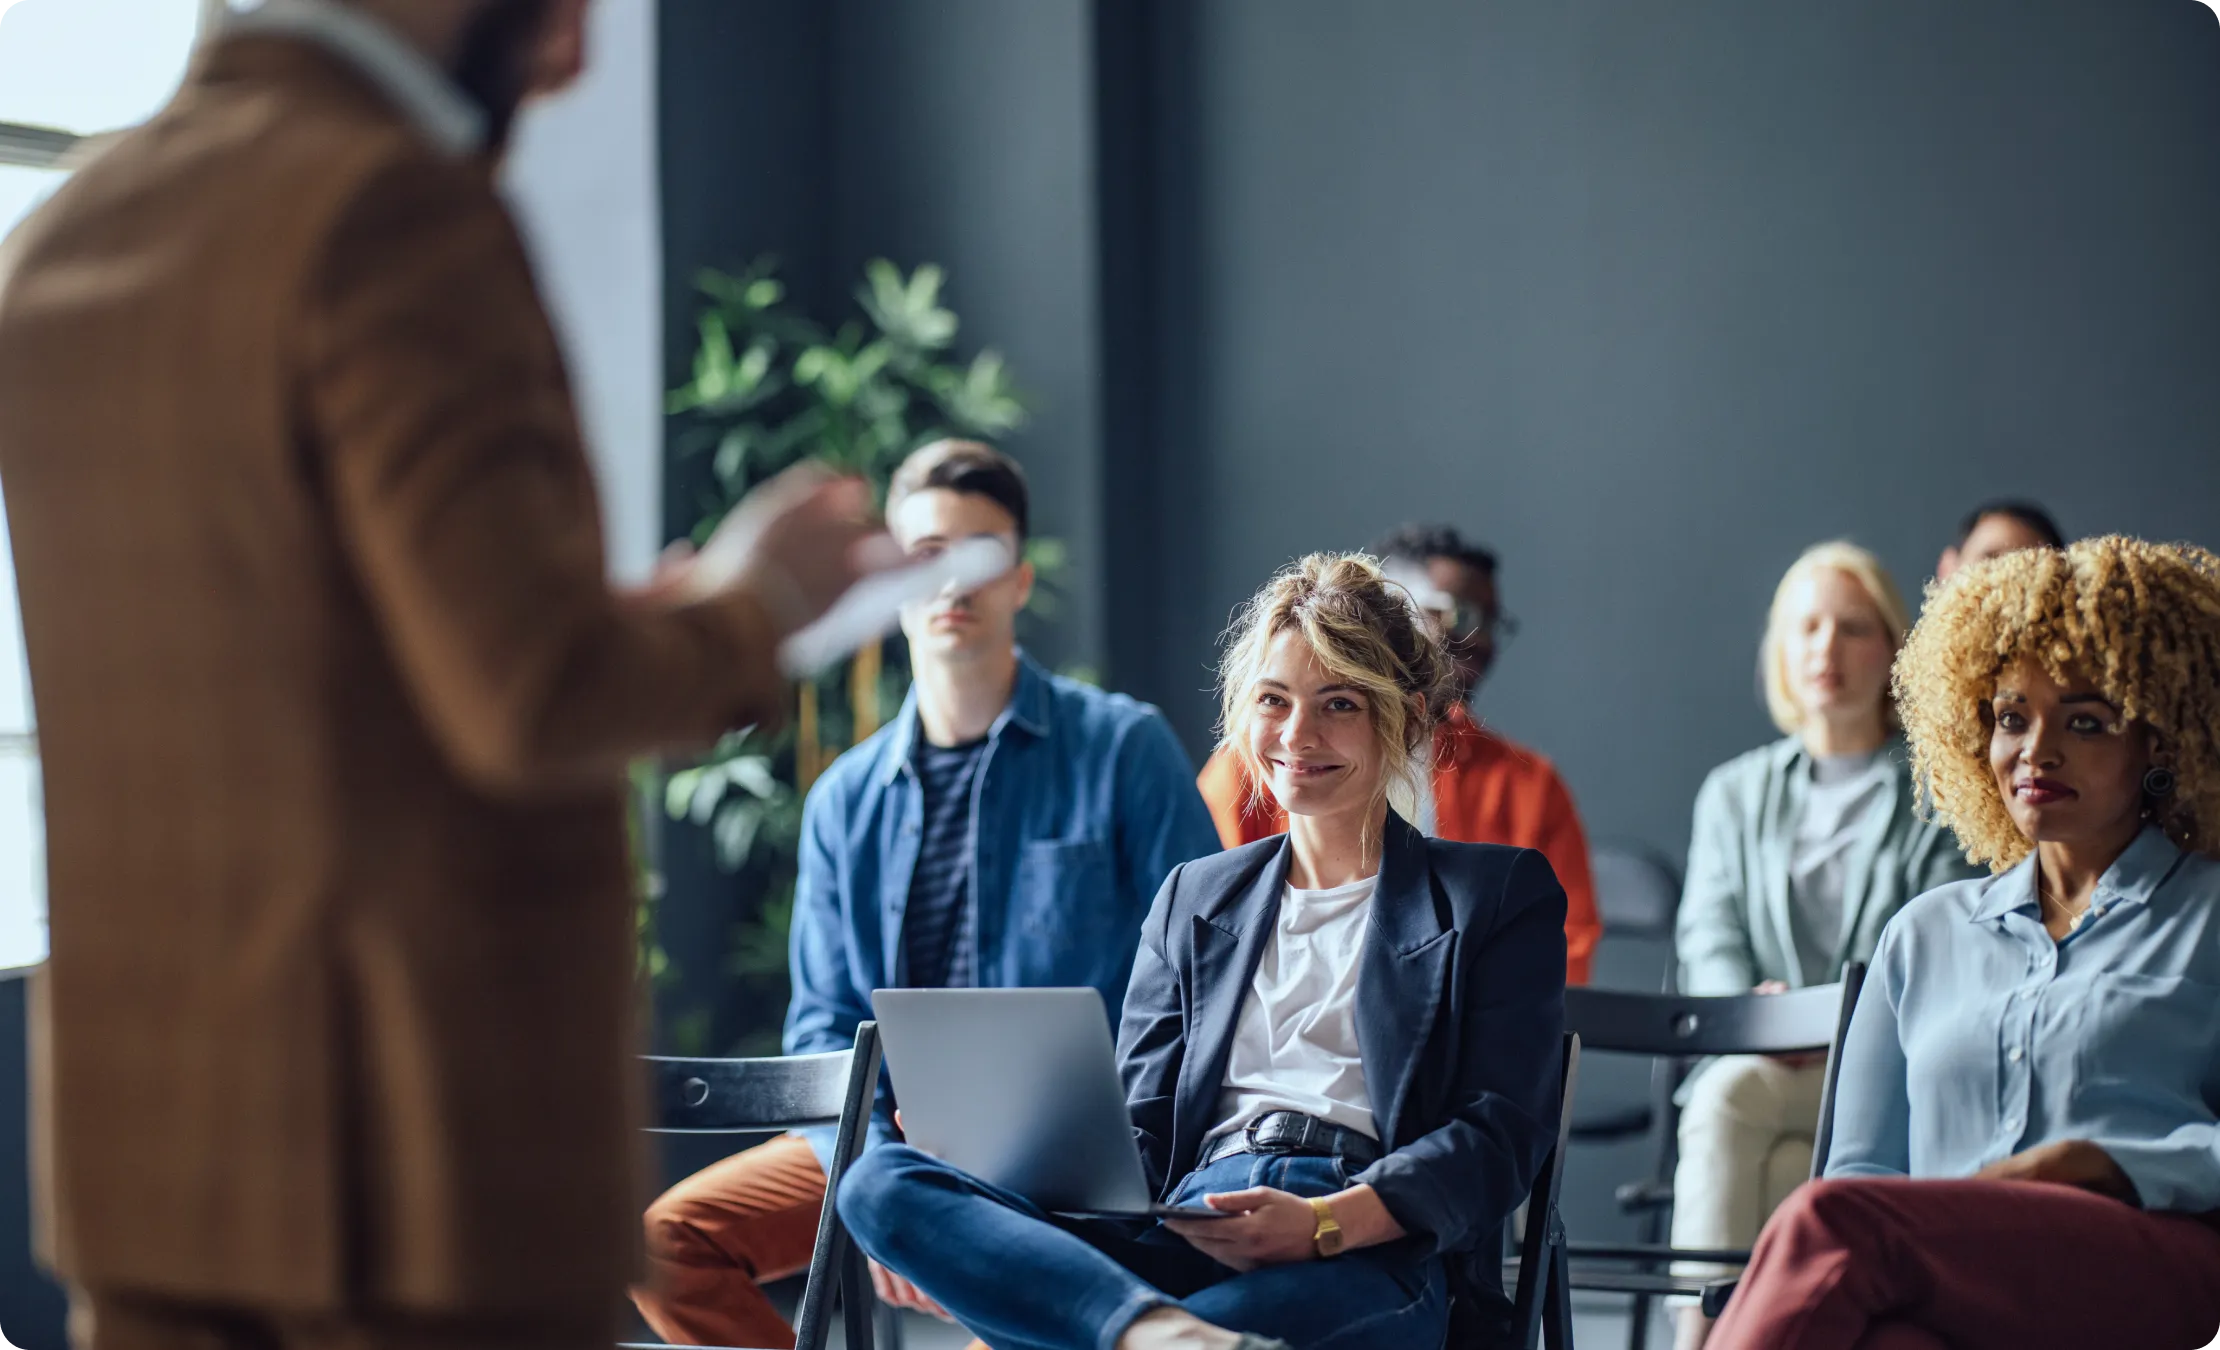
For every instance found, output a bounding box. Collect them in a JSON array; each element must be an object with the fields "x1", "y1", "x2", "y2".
[{"x1": 1706, "y1": 1177, "x2": 2220, "y2": 1350}]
